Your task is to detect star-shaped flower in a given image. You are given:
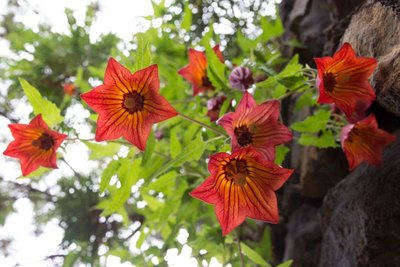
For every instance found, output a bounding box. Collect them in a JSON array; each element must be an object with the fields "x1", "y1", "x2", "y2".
[
  {"x1": 81, "y1": 58, "x2": 177, "y2": 150},
  {"x1": 218, "y1": 92, "x2": 292, "y2": 161},
  {"x1": 3, "y1": 114, "x2": 67, "y2": 176},
  {"x1": 340, "y1": 114, "x2": 396, "y2": 170},
  {"x1": 178, "y1": 46, "x2": 224, "y2": 95},
  {"x1": 314, "y1": 42, "x2": 377, "y2": 119},
  {"x1": 190, "y1": 147, "x2": 293, "y2": 235}
]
